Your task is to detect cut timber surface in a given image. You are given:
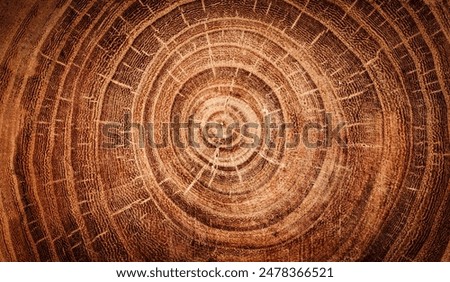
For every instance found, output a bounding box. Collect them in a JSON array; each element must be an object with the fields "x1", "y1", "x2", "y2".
[{"x1": 0, "y1": 0, "x2": 449, "y2": 261}]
